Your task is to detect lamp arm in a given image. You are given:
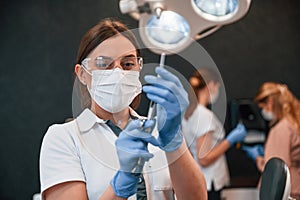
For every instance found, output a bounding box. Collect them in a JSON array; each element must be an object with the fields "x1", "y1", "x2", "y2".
[{"x1": 194, "y1": 25, "x2": 222, "y2": 40}]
